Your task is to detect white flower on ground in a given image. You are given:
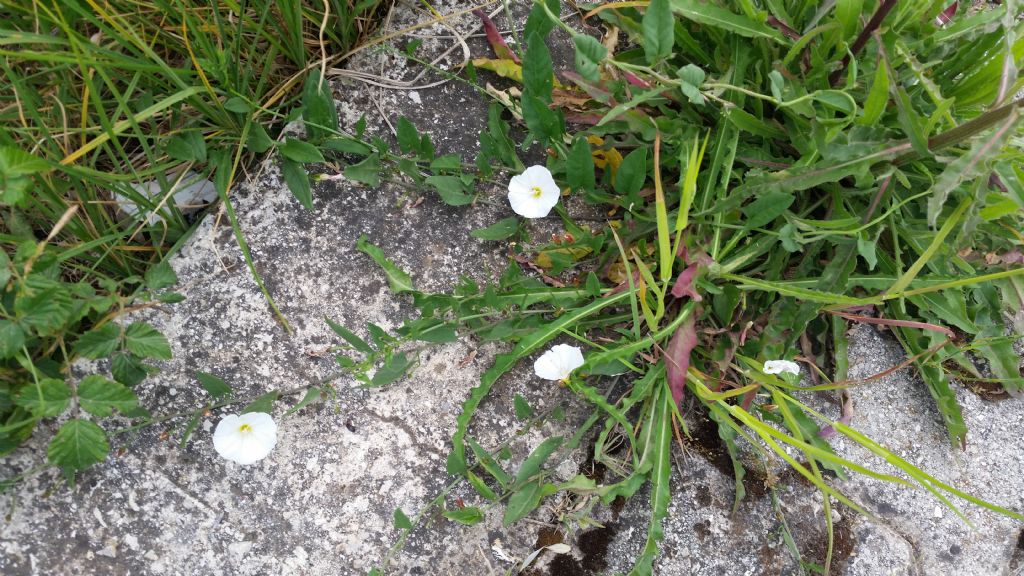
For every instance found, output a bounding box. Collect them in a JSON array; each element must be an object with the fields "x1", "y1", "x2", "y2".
[
  {"x1": 508, "y1": 165, "x2": 560, "y2": 218},
  {"x1": 763, "y1": 359, "x2": 801, "y2": 376},
  {"x1": 534, "y1": 344, "x2": 585, "y2": 381},
  {"x1": 213, "y1": 412, "x2": 278, "y2": 465}
]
